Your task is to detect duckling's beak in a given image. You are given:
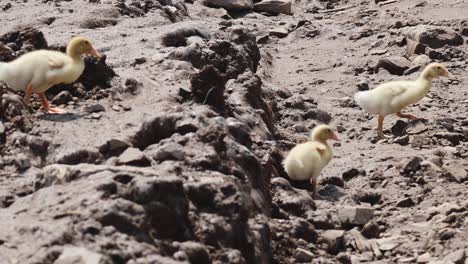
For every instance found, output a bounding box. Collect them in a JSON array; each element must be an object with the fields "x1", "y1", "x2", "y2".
[
  {"x1": 330, "y1": 132, "x2": 340, "y2": 141},
  {"x1": 88, "y1": 46, "x2": 101, "y2": 58},
  {"x1": 441, "y1": 69, "x2": 449, "y2": 77}
]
